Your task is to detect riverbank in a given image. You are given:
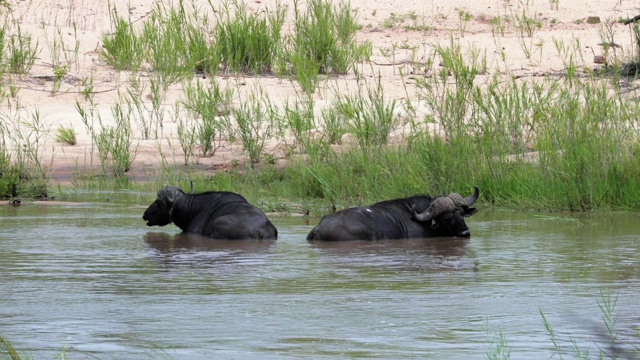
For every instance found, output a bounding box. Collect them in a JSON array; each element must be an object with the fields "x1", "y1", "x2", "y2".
[{"x1": 2, "y1": 0, "x2": 640, "y2": 213}]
